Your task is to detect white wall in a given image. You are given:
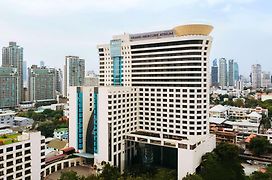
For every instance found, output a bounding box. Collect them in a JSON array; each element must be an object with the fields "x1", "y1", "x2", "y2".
[
  {"x1": 177, "y1": 135, "x2": 216, "y2": 179},
  {"x1": 31, "y1": 132, "x2": 45, "y2": 180},
  {"x1": 68, "y1": 87, "x2": 78, "y2": 150},
  {"x1": 95, "y1": 87, "x2": 109, "y2": 165}
]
